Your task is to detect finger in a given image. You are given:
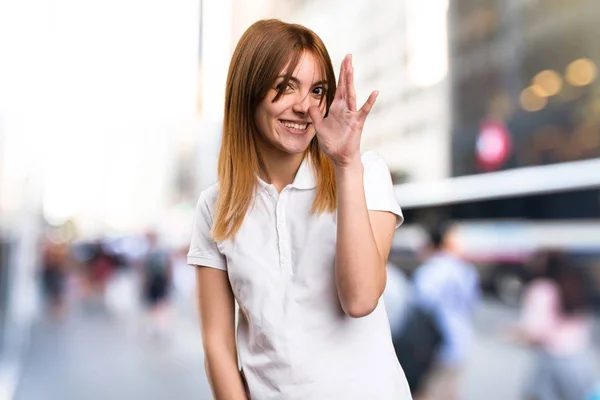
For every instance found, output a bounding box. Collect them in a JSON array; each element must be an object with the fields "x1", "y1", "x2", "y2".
[
  {"x1": 308, "y1": 105, "x2": 324, "y2": 131},
  {"x1": 335, "y1": 55, "x2": 348, "y2": 101},
  {"x1": 346, "y1": 55, "x2": 357, "y2": 111},
  {"x1": 358, "y1": 90, "x2": 379, "y2": 120}
]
